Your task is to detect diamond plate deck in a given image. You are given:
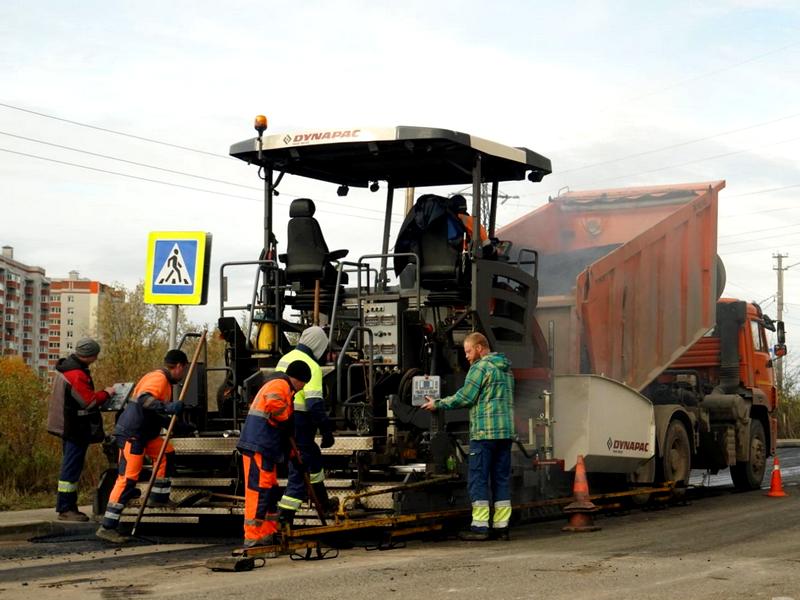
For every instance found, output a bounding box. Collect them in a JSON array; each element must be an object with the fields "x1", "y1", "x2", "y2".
[{"x1": 171, "y1": 436, "x2": 374, "y2": 455}]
